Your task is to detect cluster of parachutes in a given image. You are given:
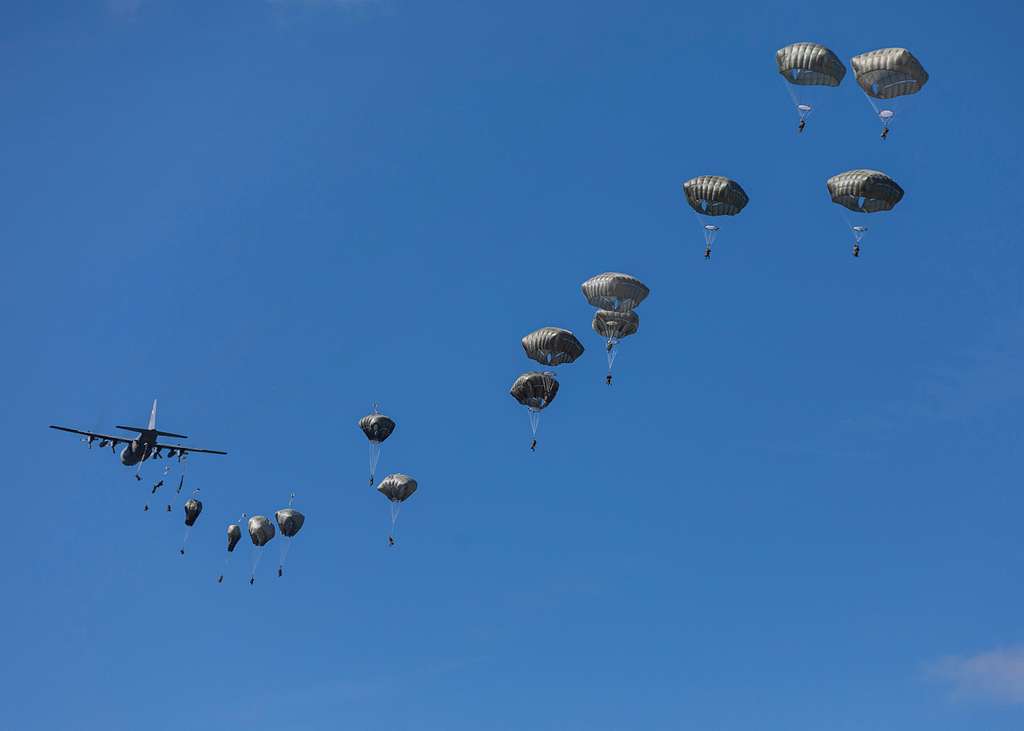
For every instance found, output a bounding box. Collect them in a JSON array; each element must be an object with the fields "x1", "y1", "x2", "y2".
[
  {"x1": 680, "y1": 45, "x2": 923, "y2": 261},
  {"x1": 359, "y1": 406, "x2": 418, "y2": 546},
  {"x1": 217, "y1": 495, "x2": 306, "y2": 585},
  {"x1": 508, "y1": 272, "x2": 652, "y2": 449},
  {"x1": 776, "y1": 43, "x2": 928, "y2": 138},
  {"x1": 681, "y1": 167, "x2": 905, "y2": 258}
]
